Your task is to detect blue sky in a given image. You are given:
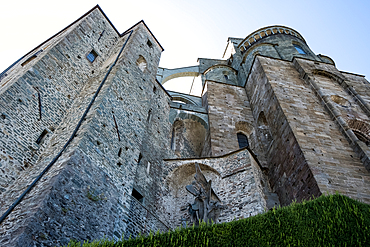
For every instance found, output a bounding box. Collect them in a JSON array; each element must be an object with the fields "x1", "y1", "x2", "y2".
[{"x1": 0, "y1": 0, "x2": 369, "y2": 95}]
